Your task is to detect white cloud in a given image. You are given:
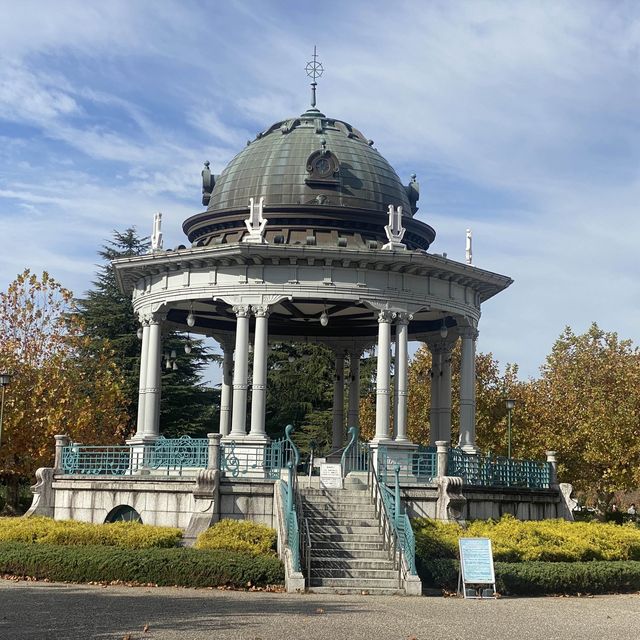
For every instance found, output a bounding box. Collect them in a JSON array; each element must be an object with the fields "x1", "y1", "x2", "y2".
[{"x1": 0, "y1": 0, "x2": 638, "y2": 380}]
